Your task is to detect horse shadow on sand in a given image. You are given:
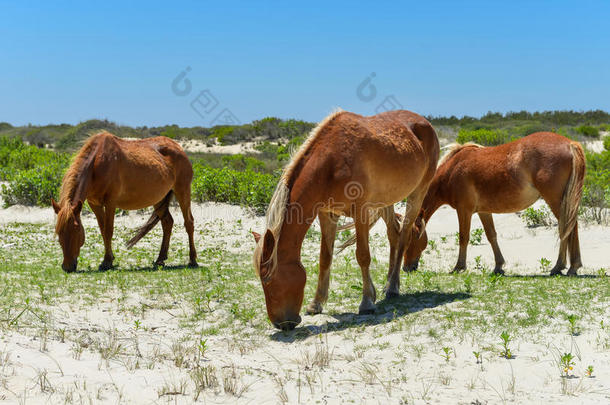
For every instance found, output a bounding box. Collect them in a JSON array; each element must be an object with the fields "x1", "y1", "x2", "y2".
[{"x1": 271, "y1": 290, "x2": 470, "y2": 343}]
